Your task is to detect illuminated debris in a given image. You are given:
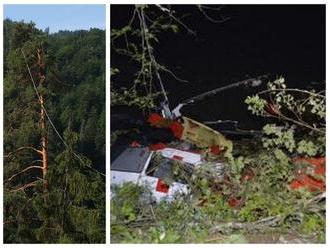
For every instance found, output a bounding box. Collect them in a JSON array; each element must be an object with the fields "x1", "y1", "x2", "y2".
[{"x1": 147, "y1": 113, "x2": 233, "y2": 156}]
